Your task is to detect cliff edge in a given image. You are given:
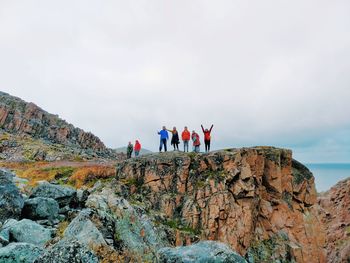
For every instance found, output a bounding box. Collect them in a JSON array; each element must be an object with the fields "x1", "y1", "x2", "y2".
[{"x1": 115, "y1": 147, "x2": 326, "y2": 262}]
